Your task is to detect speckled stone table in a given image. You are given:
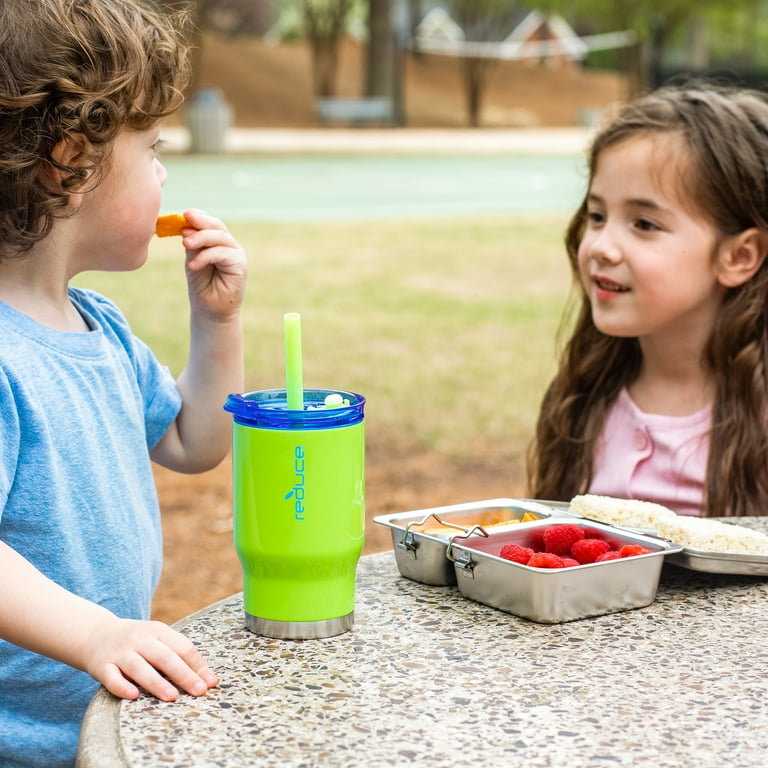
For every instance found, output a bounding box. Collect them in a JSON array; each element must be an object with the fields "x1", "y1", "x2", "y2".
[{"x1": 78, "y1": 519, "x2": 768, "y2": 768}]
